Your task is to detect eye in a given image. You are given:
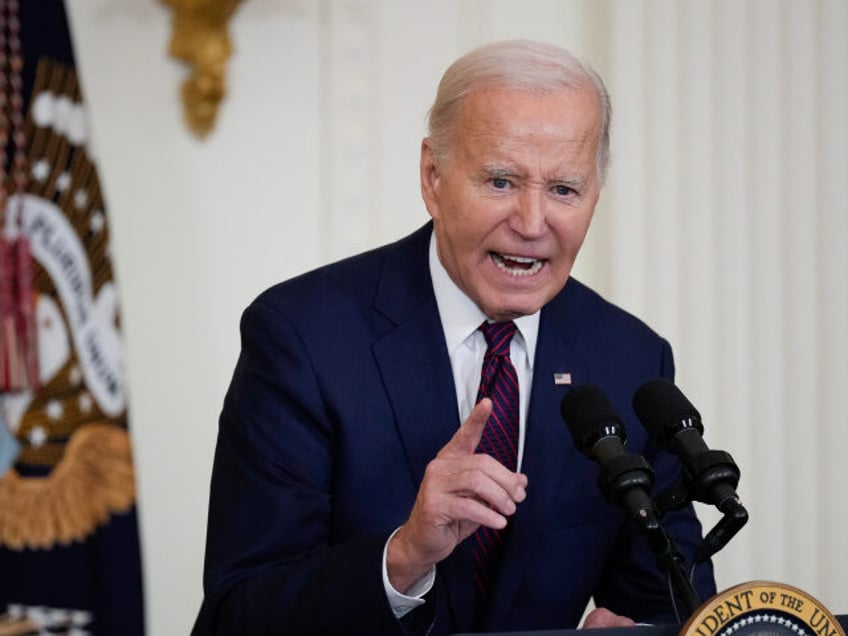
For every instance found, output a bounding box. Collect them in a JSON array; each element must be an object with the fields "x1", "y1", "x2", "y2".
[
  {"x1": 553, "y1": 184, "x2": 576, "y2": 197},
  {"x1": 492, "y1": 177, "x2": 510, "y2": 189}
]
